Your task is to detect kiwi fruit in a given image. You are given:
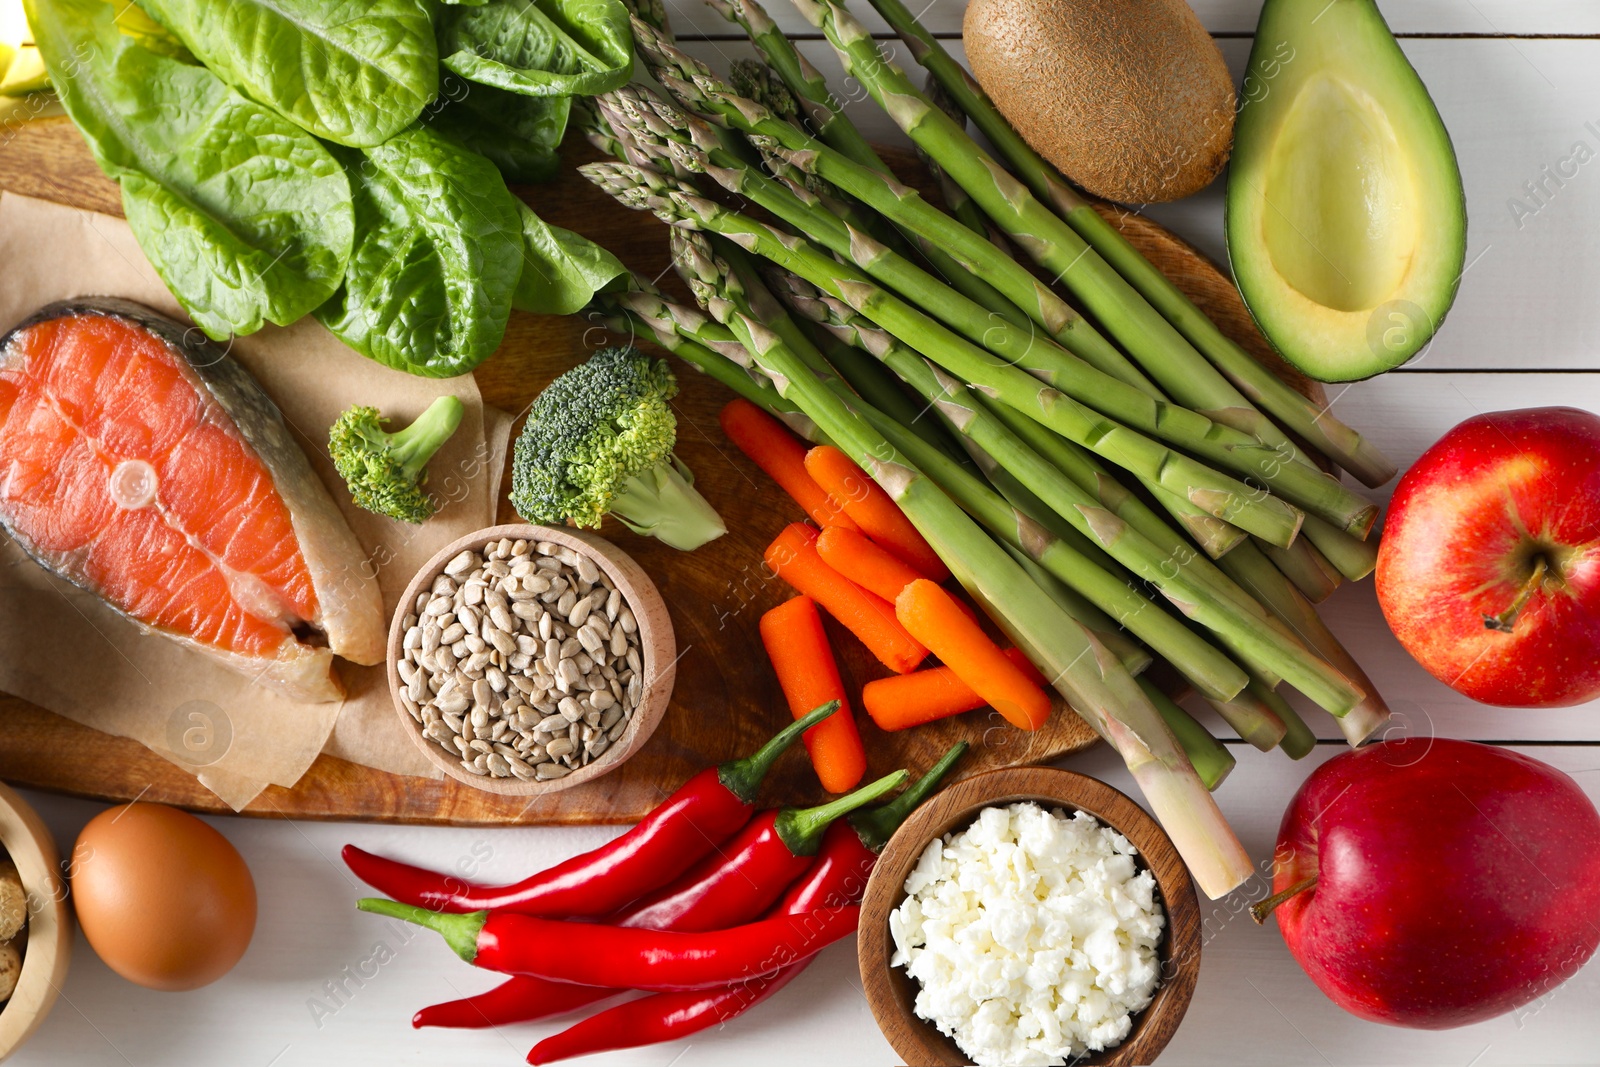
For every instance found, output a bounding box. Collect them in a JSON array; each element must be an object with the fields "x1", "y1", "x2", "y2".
[{"x1": 963, "y1": 0, "x2": 1235, "y2": 204}]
